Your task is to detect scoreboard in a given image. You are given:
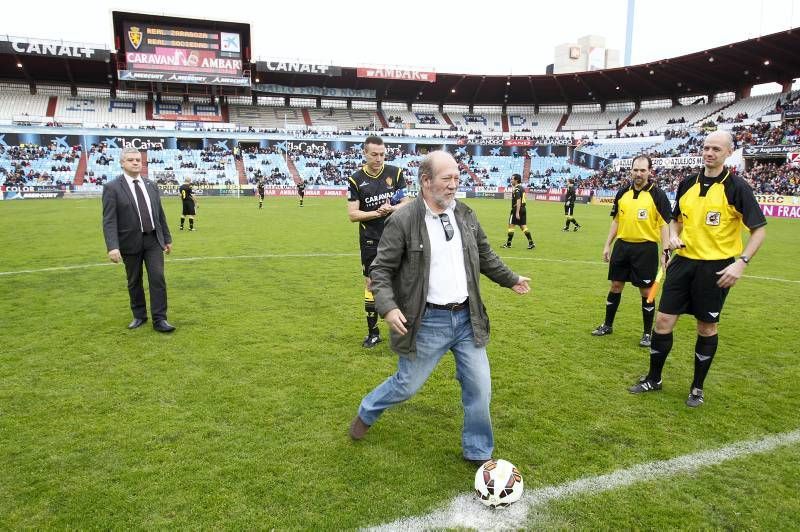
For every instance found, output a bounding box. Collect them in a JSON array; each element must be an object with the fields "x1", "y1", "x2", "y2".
[{"x1": 114, "y1": 13, "x2": 251, "y2": 87}]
